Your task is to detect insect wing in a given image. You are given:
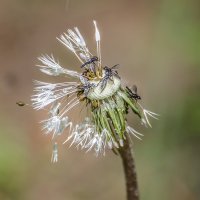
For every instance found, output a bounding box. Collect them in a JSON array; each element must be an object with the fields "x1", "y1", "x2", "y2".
[
  {"x1": 79, "y1": 53, "x2": 90, "y2": 61},
  {"x1": 132, "y1": 85, "x2": 137, "y2": 94}
]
